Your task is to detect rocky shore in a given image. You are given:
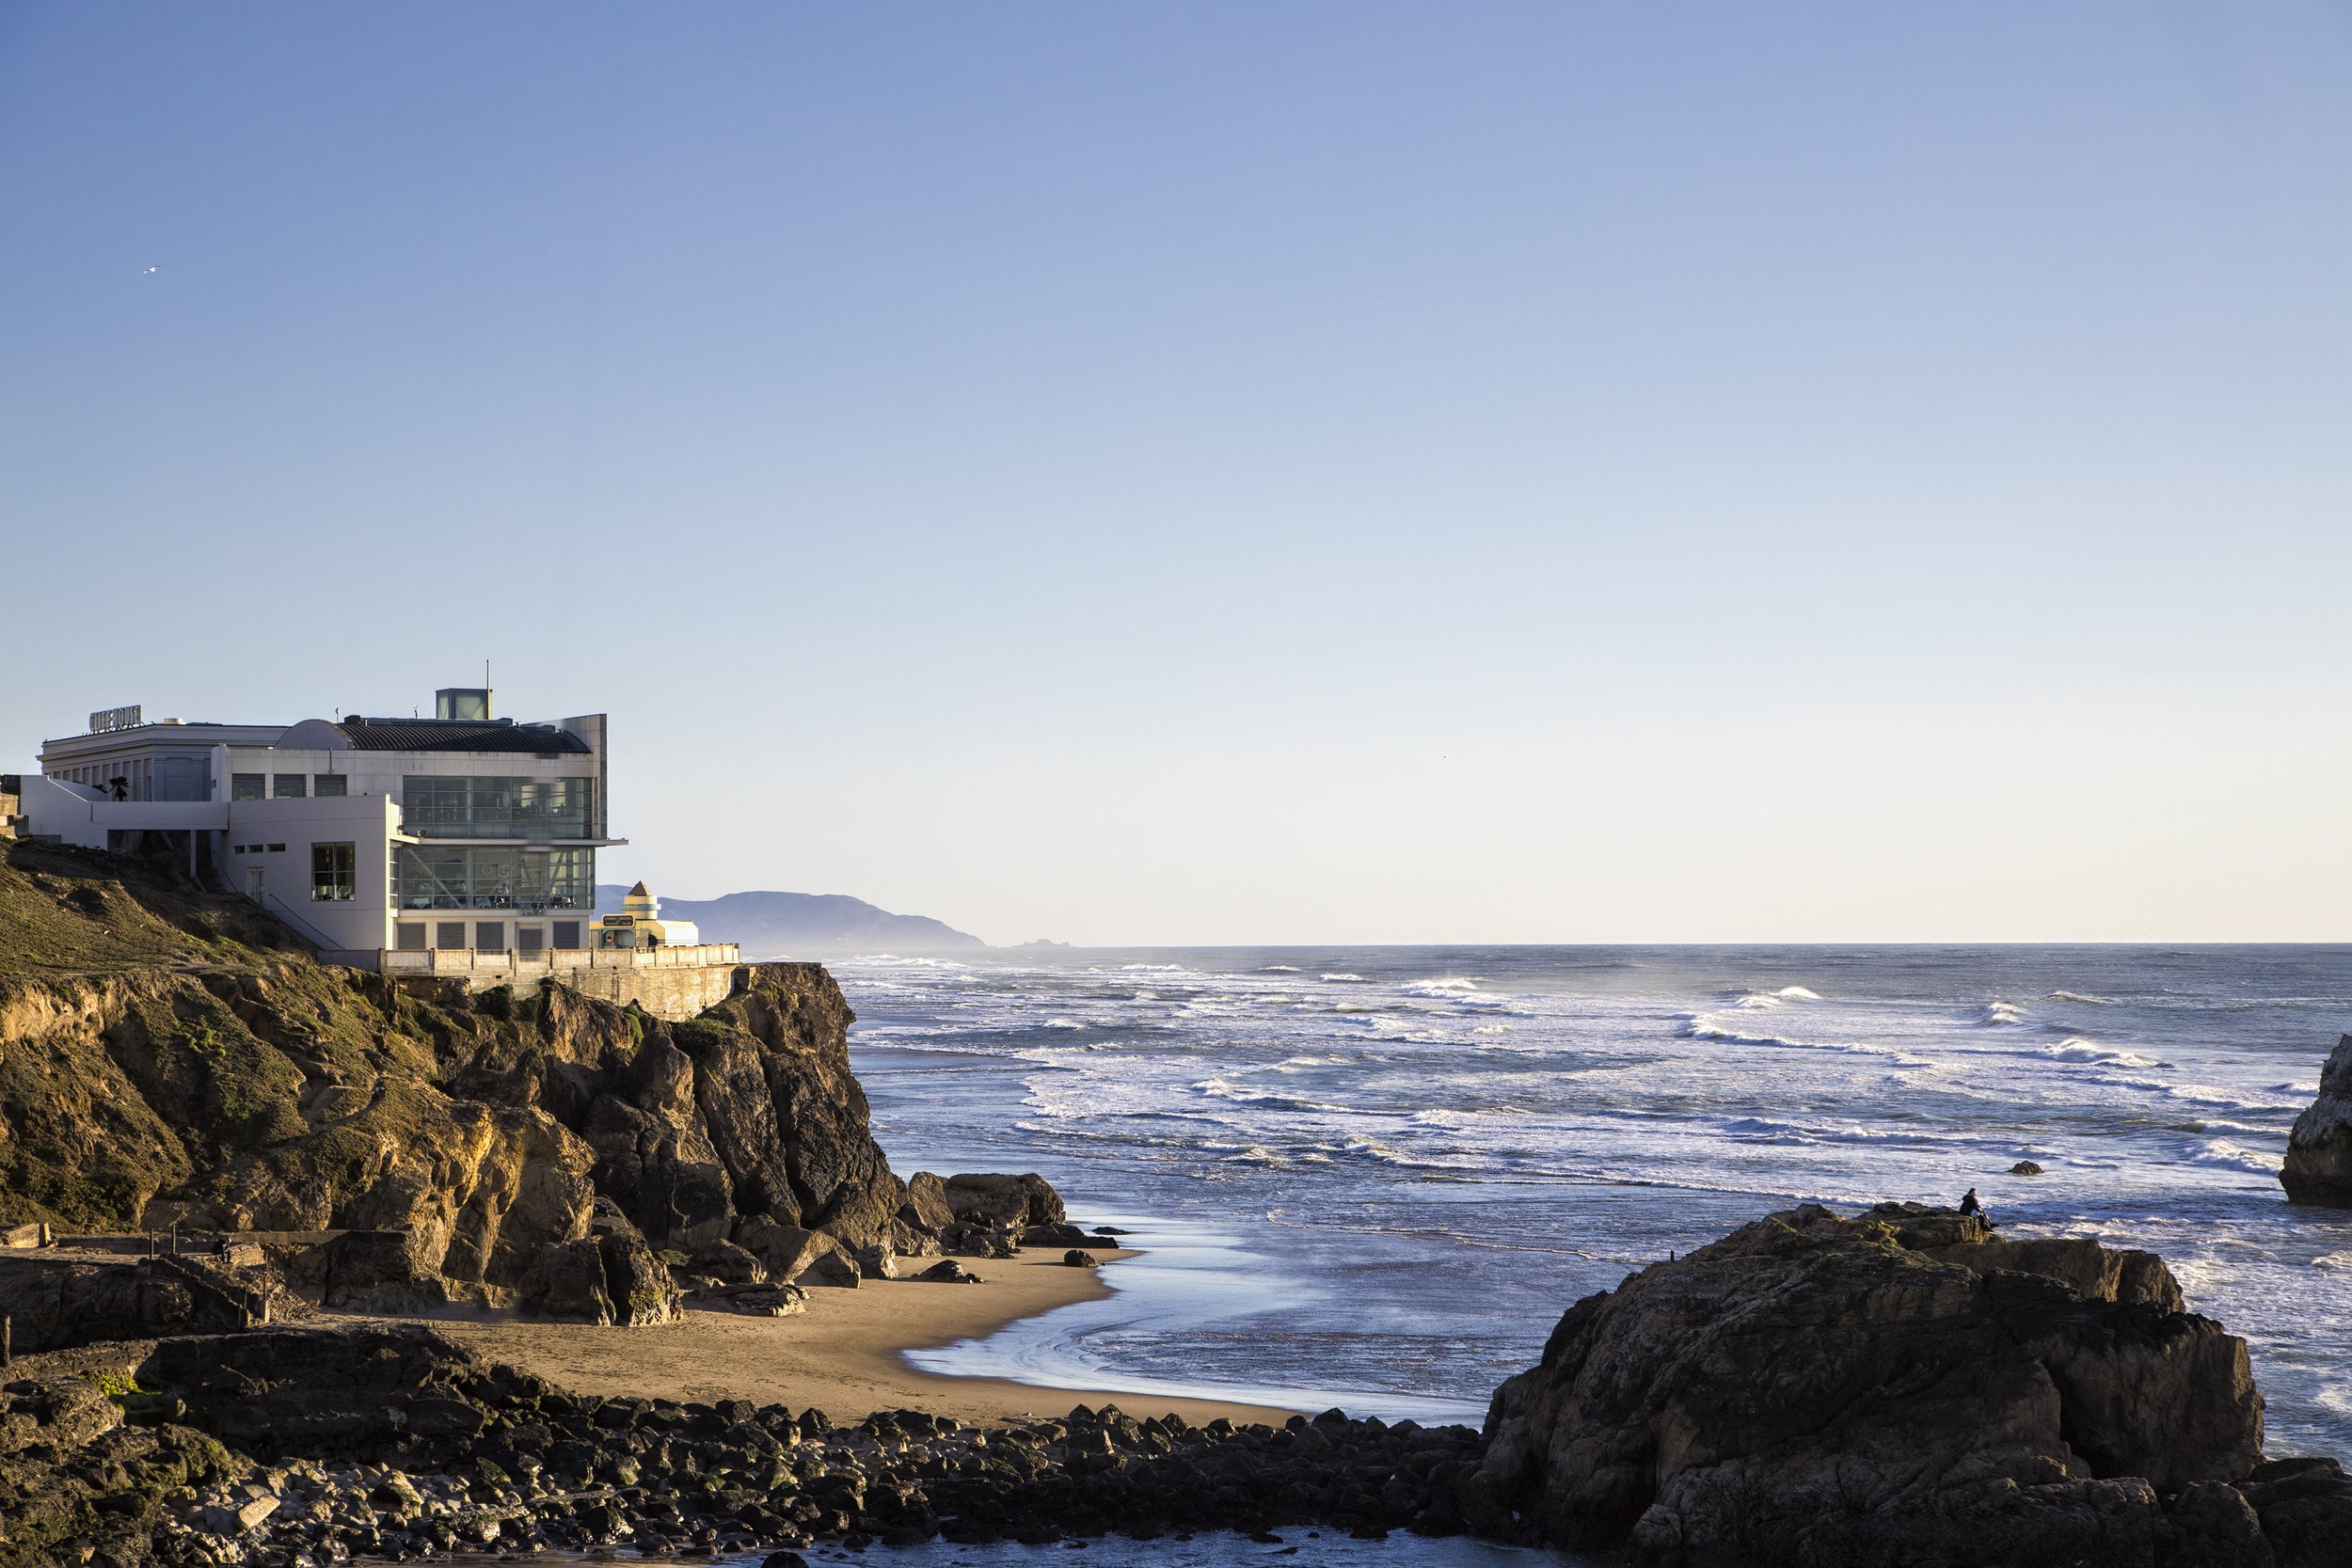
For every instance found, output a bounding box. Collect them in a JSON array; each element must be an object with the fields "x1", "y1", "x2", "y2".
[{"x1": 1, "y1": 1323, "x2": 1482, "y2": 1566}]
